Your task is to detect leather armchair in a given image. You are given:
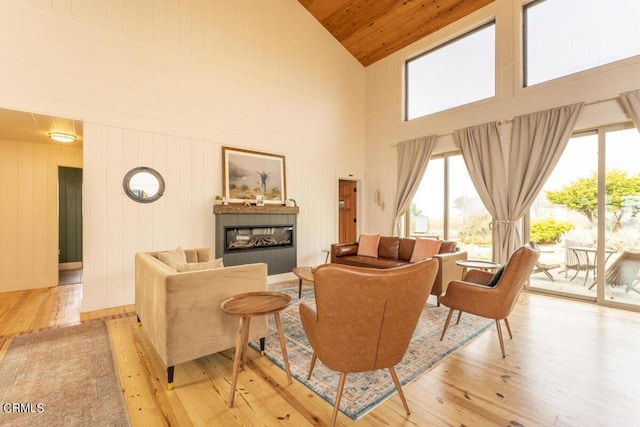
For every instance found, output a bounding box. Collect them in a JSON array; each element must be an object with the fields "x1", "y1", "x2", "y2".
[
  {"x1": 438, "y1": 244, "x2": 539, "y2": 357},
  {"x1": 299, "y1": 259, "x2": 438, "y2": 427}
]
